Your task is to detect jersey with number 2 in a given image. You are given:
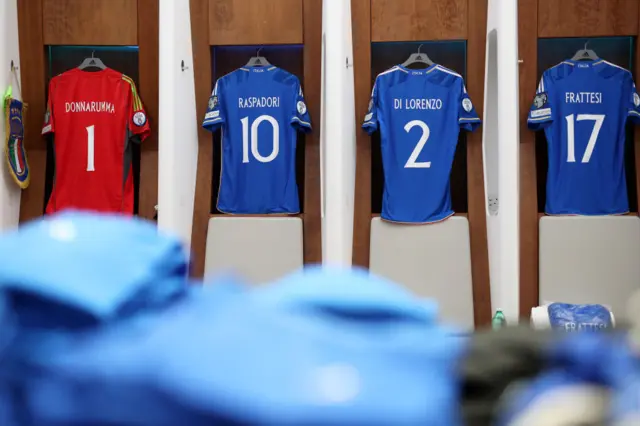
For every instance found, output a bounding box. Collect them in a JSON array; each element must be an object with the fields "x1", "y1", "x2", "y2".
[
  {"x1": 528, "y1": 59, "x2": 640, "y2": 215},
  {"x1": 42, "y1": 68, "x2": 150, "y2": 215},
  {"x1": 202, "y1": 66, "x2": 311, "y2": 214},
  {"x1": 363, "y1": 65, "x2": 481, "y2": 223}
]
